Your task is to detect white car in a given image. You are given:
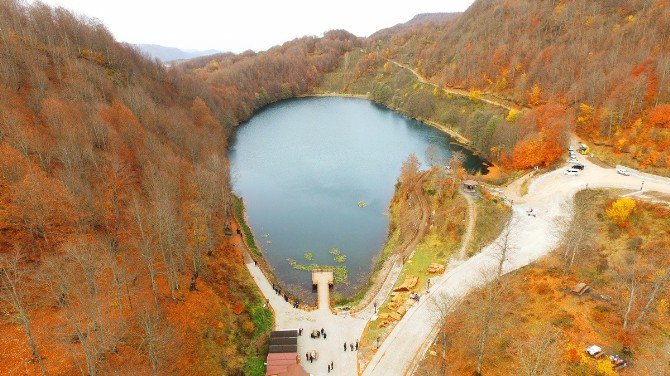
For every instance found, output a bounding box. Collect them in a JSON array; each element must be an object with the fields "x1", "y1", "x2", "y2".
[
  {"x1": 567, "y1": 158, "x2": 580, "y2": 164},
  {"x1": 617, "y1": 168, "x2": 631, "y2": 176},
  {"x1": 568, "y1": 146, "x2": 575, "y2": 152},
  {"x1": 564, "y1": 168, "x2": 580, "y2": 176}
]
